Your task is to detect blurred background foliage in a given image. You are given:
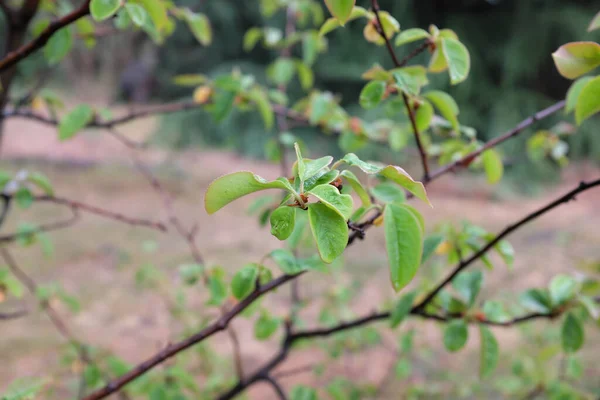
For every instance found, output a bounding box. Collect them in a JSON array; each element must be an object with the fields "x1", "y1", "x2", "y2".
[{"x1": 5, "y1": 0, "x2": 600, "y2": 187}]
